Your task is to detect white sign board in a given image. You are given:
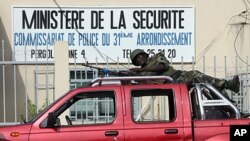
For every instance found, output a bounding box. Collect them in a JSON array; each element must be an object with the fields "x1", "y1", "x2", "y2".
[{"x1": 12, "y1": 6, "x2": 195, "y2": 63}]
